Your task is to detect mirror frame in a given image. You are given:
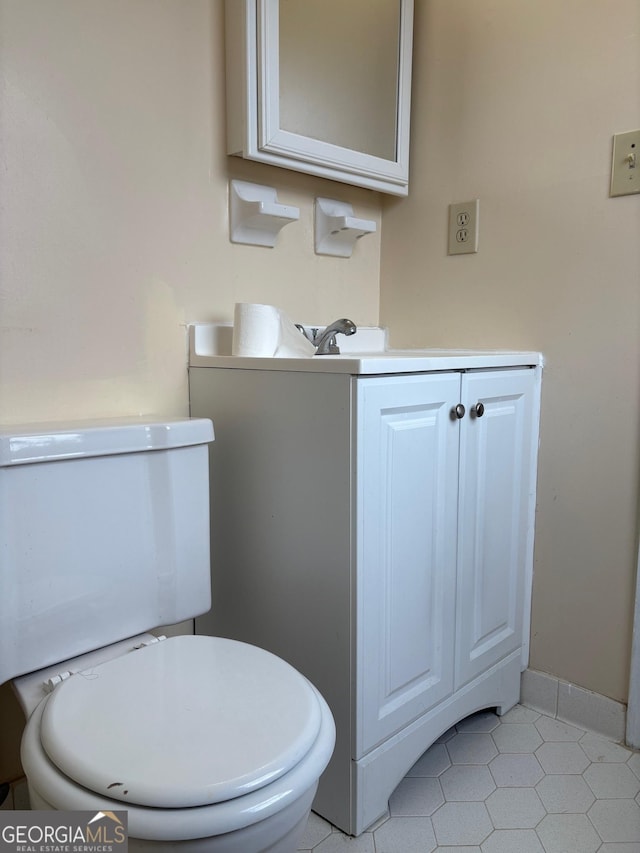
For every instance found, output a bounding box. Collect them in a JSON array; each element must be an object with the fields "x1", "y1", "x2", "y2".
[{"x1": 226, "y1": 0, "x2": 414, "y2": 196}]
